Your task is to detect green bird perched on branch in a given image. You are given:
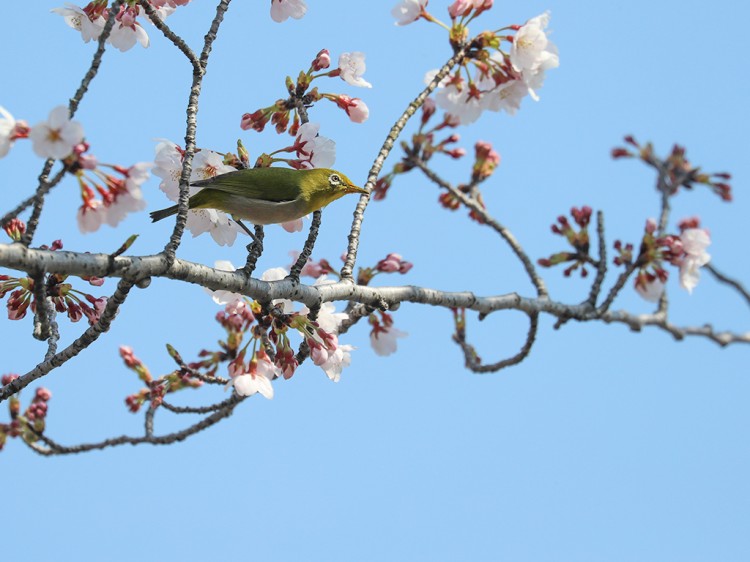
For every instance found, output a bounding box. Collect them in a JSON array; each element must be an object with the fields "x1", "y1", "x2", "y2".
[{"x1": 149, "y1": 167, "x2": 367, "y2": 225}]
